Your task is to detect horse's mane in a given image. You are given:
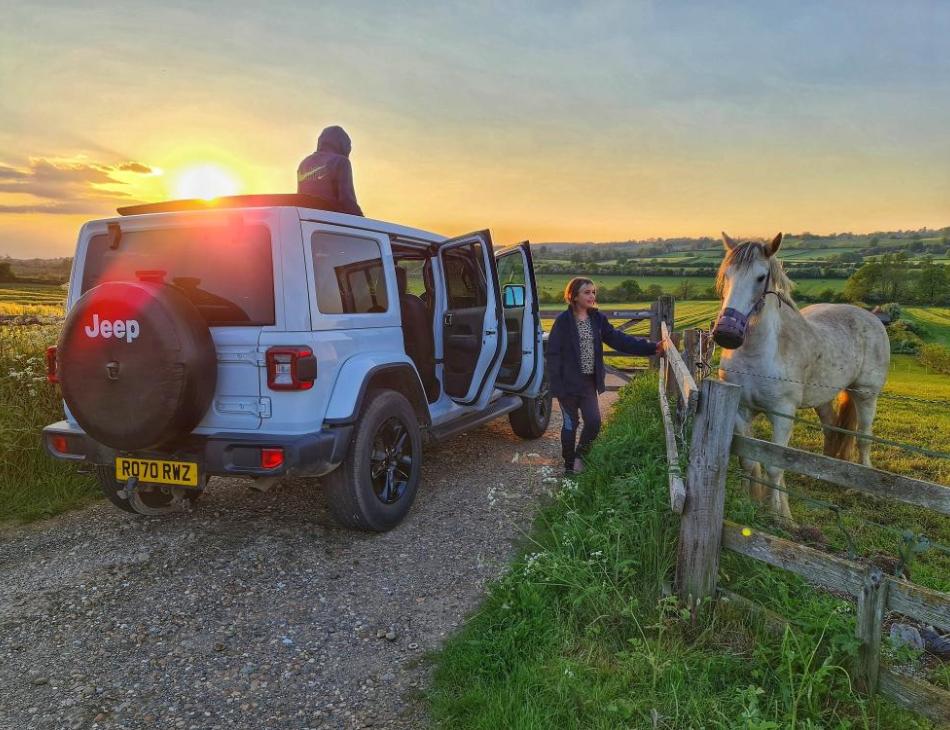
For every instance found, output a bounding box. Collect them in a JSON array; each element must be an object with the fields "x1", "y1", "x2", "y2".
[{"x1": 715, "y1": 241, "x2": 796, "y2": 307}]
